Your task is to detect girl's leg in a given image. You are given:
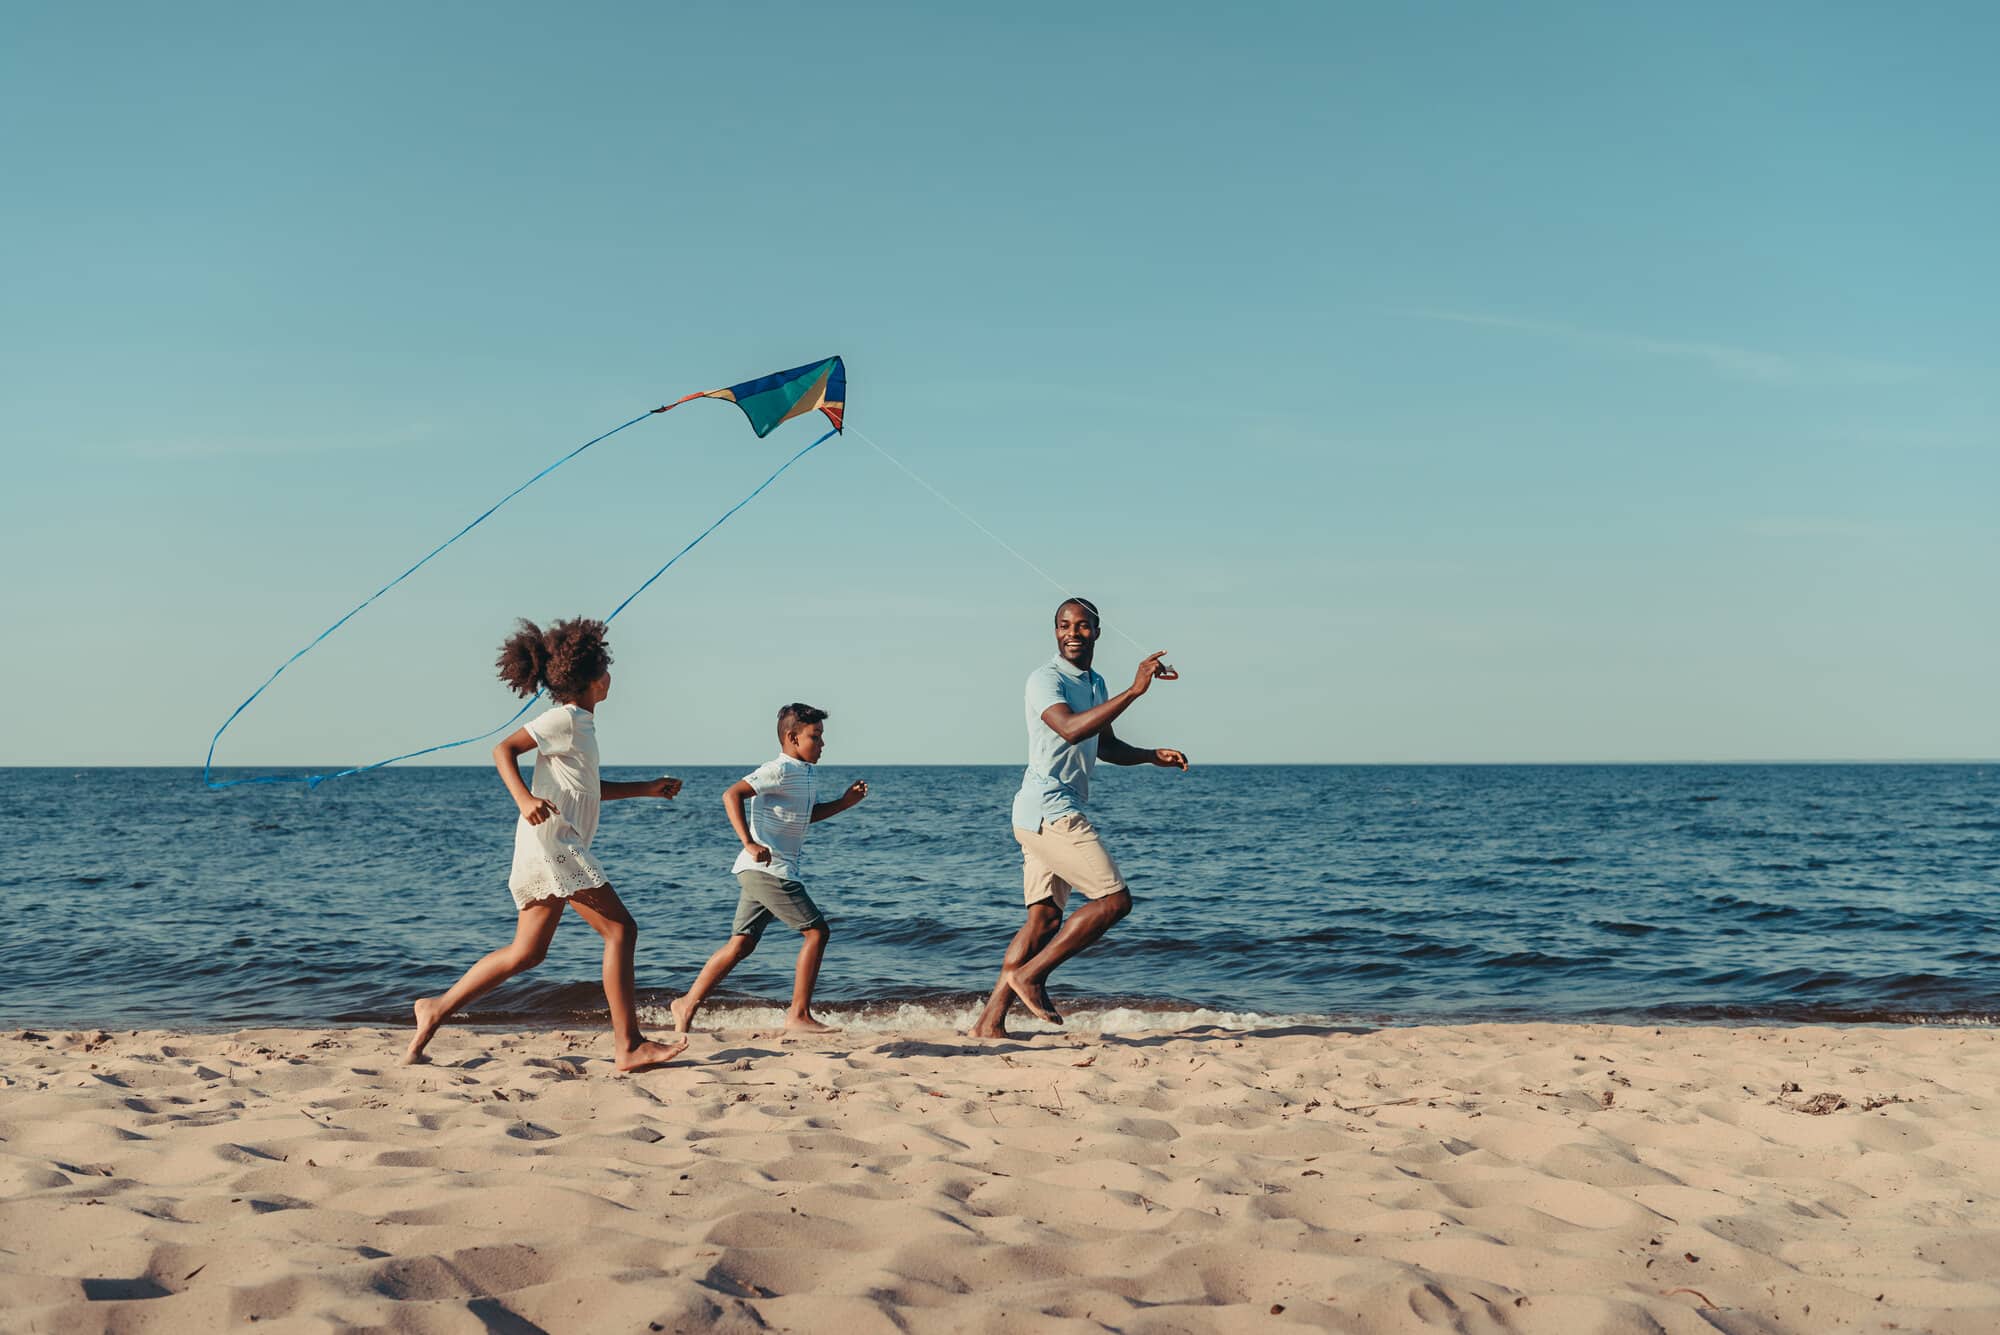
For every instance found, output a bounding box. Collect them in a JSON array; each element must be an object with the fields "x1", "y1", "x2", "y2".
[
  {"x1": 404, "y1": 900, "x2": 564, "y2": 1064},
  {"x1": 786, "y1": 924, "x2": 835, "y2": 1032},
  {"x1": 670, "y1": 935, "x2": 757, "y2": 1034},
  {"x1": 567, "y1": 884, "x2": 686, "y2": 1072}
]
